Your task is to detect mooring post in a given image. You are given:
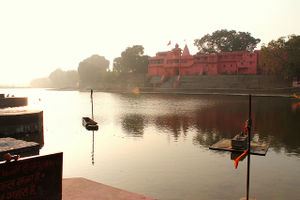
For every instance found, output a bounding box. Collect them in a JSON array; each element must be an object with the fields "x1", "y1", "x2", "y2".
[
  {"x1": 246, "y1": 94, "x2": 252, "y2": 200},
  {"x1": 91, "y1": 89, "x2": 94, "y2": 120}
]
